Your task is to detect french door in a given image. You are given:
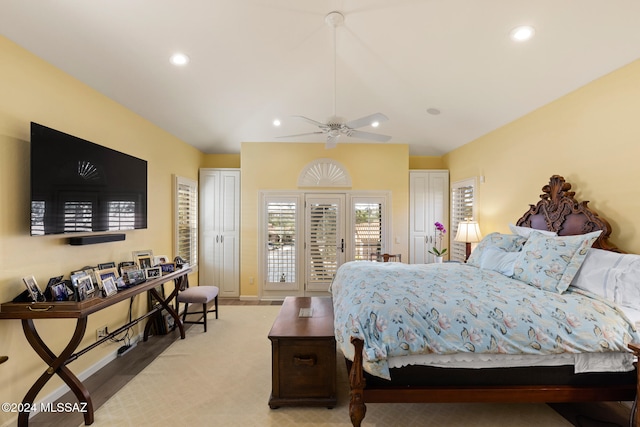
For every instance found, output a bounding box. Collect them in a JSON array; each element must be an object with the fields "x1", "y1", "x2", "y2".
[
  {"x1": 305, "y1": 194, "x2": 345, "y2": 292},
  {"x1": 260, "y1": 191, "x2": 389, "y2": 298}
]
